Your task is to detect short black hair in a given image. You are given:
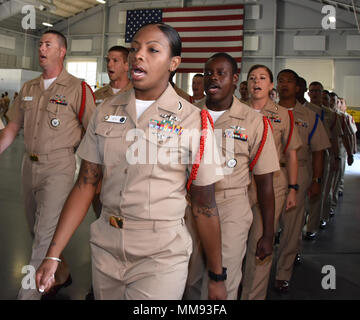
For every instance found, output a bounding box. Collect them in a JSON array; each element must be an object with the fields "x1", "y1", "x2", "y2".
[
  {"x1": 43, "y1": 30, "x2": 67, "y2": 49},
  {"x1": 134, "y1": 23, "x2": 181, "y2": 57},
  {"x1": 193, "y1": 73, "x2": 204, "y2": 78},
  {"x1": 240, "y1": 81, "x2": 247, "y2": 86},
  {"x1": 298, "y1": 77, "x2": 307, "y2": 88},
  {"x1": 309, "y1": 81, "x2": 324, "y2": 90},
  {"x1": 247, "y1": 64, "x2": 274, "y2": 83},
  {"x1": 322, "y1": 90, "x2": 330, "y2": 95},
  {"x1": 277, "y1": 69, "x2": 299, "y2": 82},
  {"x1": 207, "y1": 52, "x2": 238, "y2": 75},
  {"x1": 108, "y1": 46, "x2": 129, "y2": 61},
  {"x1": 329, "y1": 92, "x2": 338, "y2": 98}
]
